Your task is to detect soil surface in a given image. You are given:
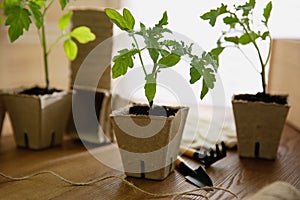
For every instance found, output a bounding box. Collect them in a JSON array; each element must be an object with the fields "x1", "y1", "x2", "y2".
[
  {"x1": 234, "y1": 92, "x2": 288, "y2": 105},
  {"x1": 129, "y1": 105, "x2": 179, "y2": 117},
  {"x1": 19, "y1": 86, "x2": 61, "y2": 95}
]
